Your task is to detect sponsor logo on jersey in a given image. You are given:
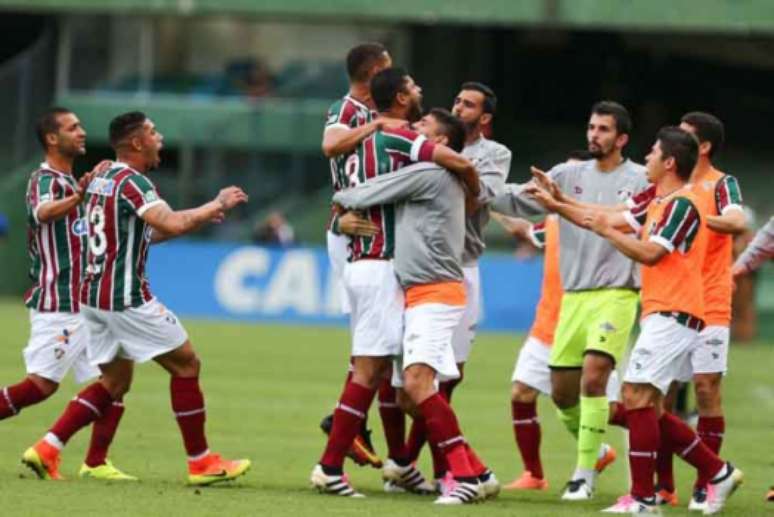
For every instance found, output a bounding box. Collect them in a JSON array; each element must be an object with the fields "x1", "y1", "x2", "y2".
[
  {"x1": 39, "y1": 193, "x2": 52, "y2": 204},
  {"x1": 71, "y1": 217, "x2": 88, "y2": 236},
  {"x1": 143, "y1": 190, "x2": 159, "y2": 203},
  {"x1": 574, "y1": 186, "x2": 583, "y2": 194},
  {"x1": 703, "y1": 180, "x2": 713, "y2": 191},
  {"x1": 600, "y1": 321, "x2": 617, "y2": 333},
  {"x1": 617, "y1": 188, "x2": 633, "y2": 201},
  {"x1": 87, "y1": 177, "x2": 116, "y2": 196}
]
